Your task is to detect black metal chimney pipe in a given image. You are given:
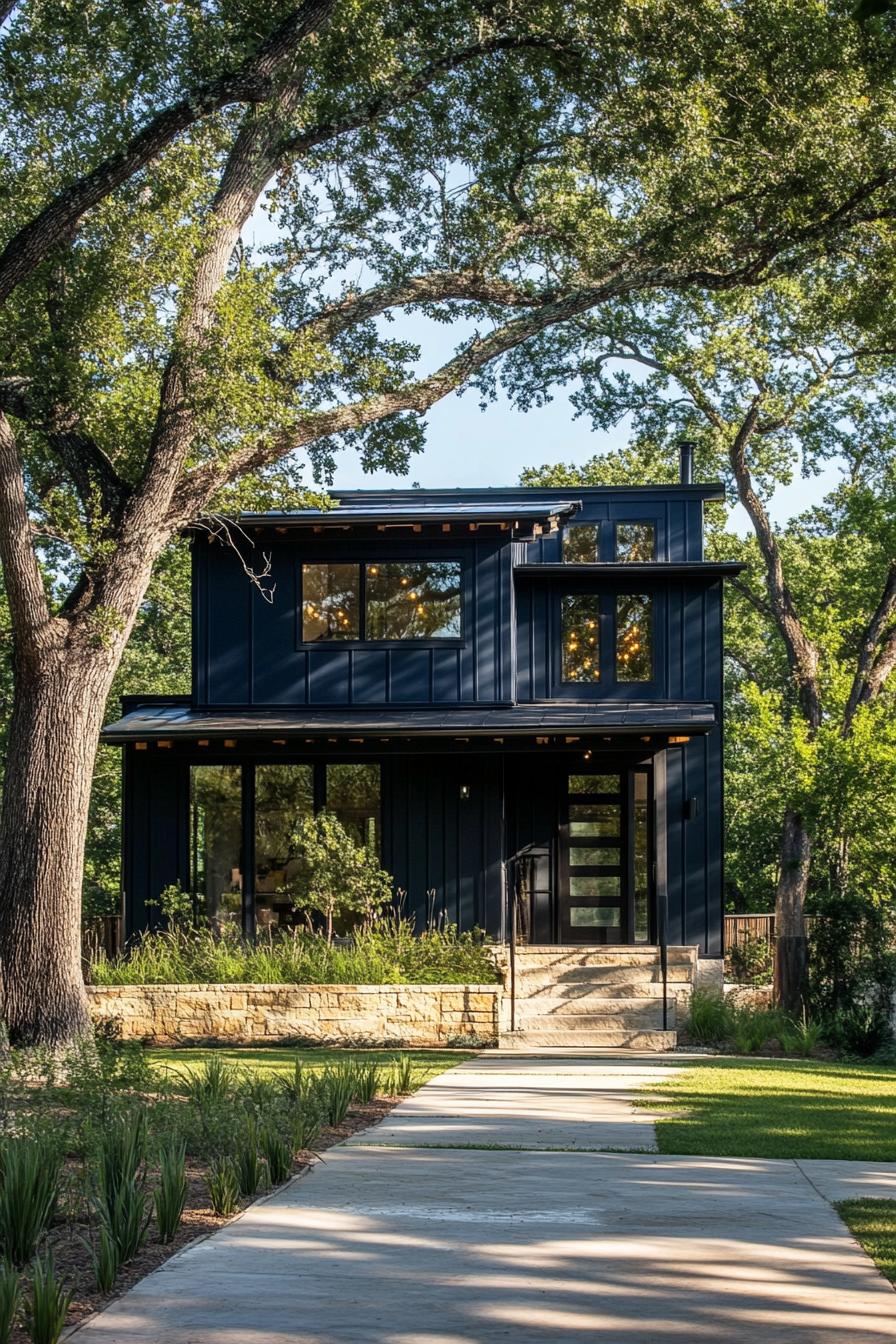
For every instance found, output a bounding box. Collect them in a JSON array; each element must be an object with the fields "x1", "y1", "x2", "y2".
[{"x1": 678, "y1": 439, "x2": 695, "y2": 485}]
